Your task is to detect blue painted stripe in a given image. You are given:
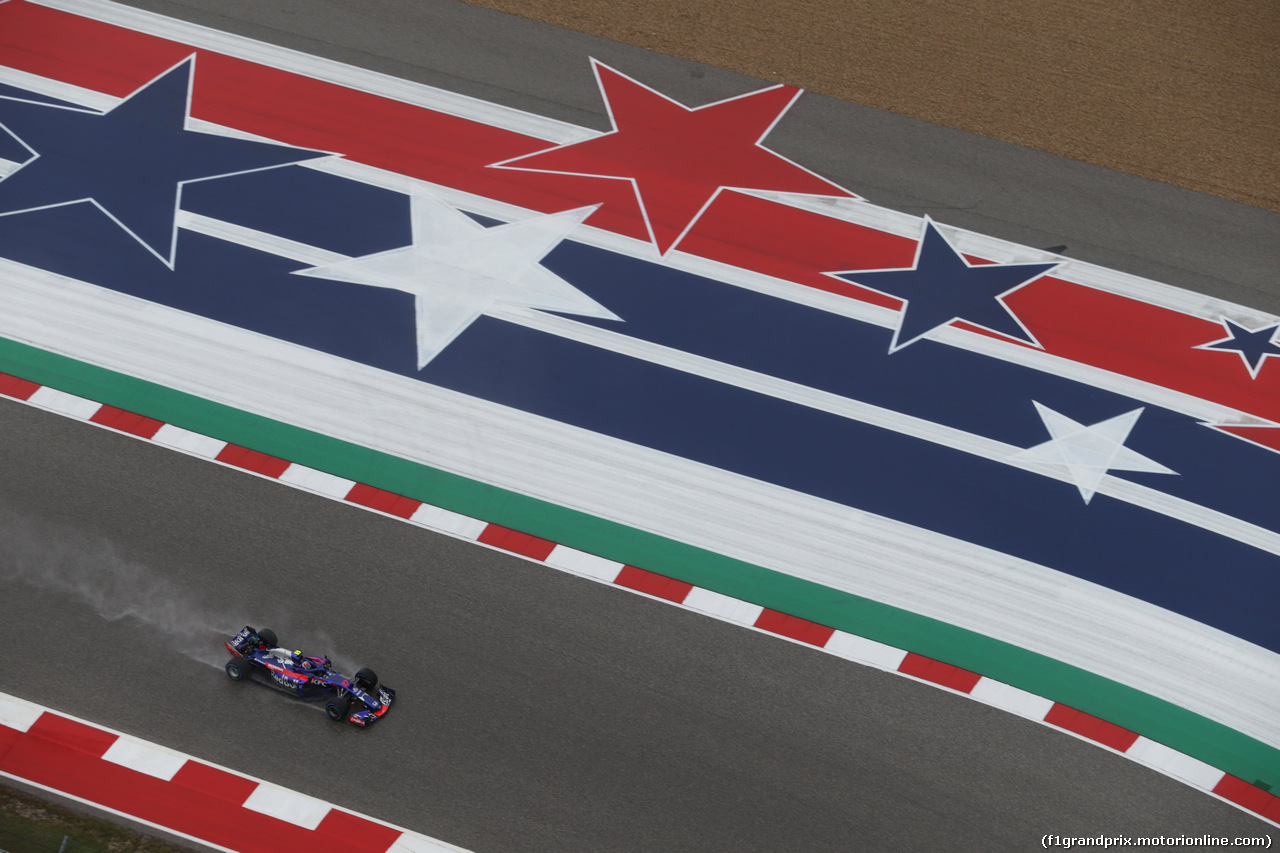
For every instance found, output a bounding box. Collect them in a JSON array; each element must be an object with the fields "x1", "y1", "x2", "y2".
[
  {"x1": 0, "y1": 83, "x2": 86, "y2": 109},
  {"x1": 0, "y1": 209, "x2": 422, "y2": 371},
  {"x1": 543, "y1": 242, "x2": 1279, "y2": 533},
  {"x1": 180, "y1": 164, "x2": 412, "y2": 258},
  {"x1": 422, "y1": 316, "x2": 1280, "y2": 653}
]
